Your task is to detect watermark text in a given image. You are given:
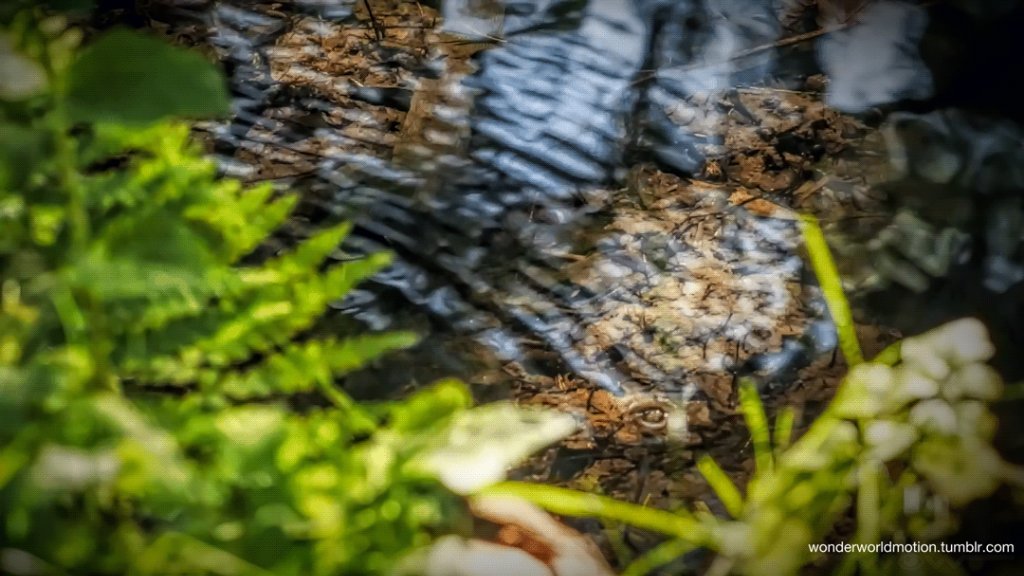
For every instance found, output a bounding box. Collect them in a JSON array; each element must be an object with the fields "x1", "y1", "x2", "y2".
[{"x1": 809, "y1": 541, "x2": 1014, "y2": 555}]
